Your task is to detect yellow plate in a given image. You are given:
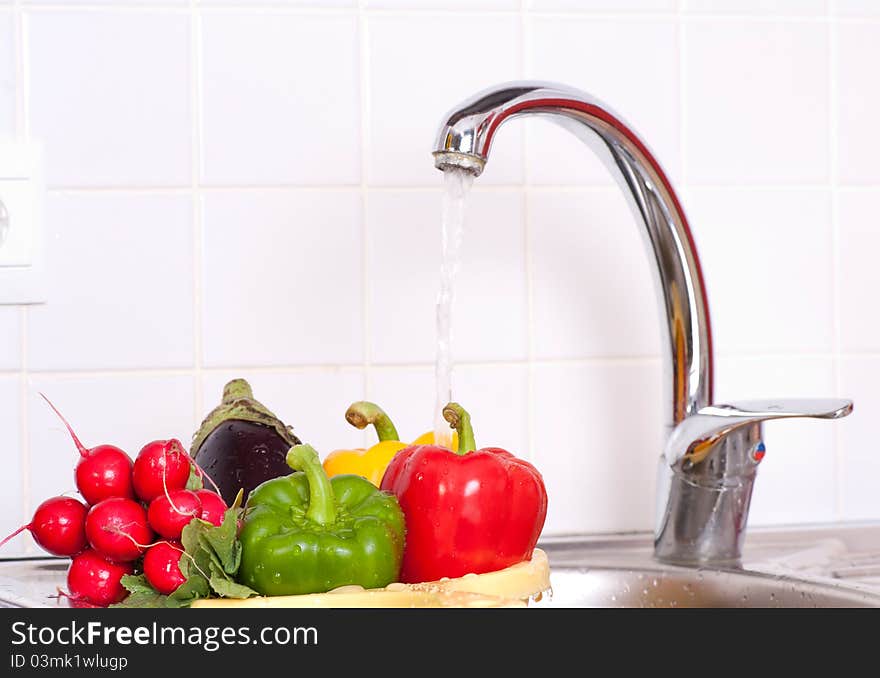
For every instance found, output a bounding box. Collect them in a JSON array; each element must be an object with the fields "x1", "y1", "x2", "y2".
[{"x1": 191, "y1": 549, "x2": 550, "y2": 609}]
